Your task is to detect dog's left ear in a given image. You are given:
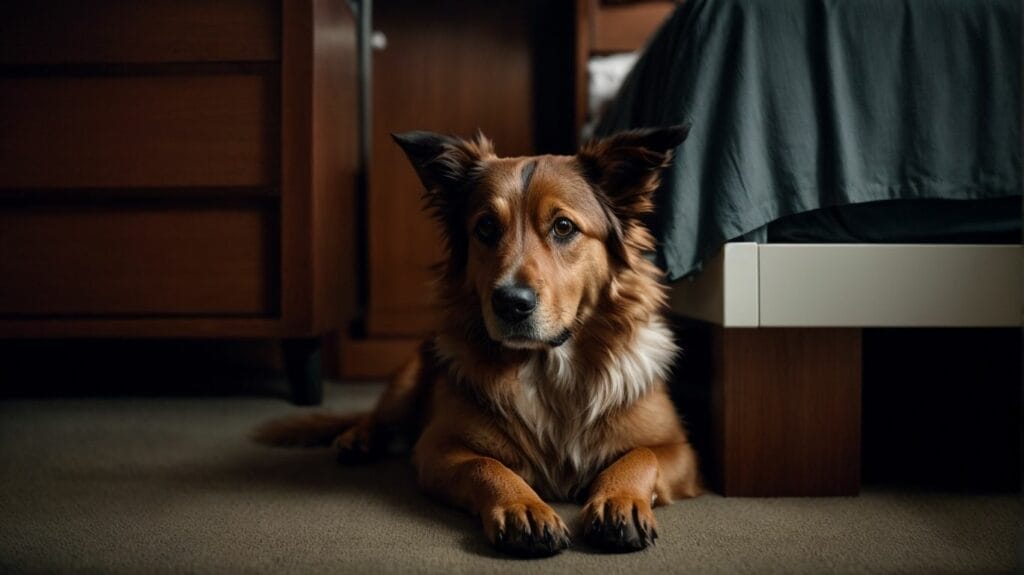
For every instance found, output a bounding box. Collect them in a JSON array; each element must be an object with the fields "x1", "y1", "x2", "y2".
[{"x1": 577, "y1": 124, "x2": 690, "y2": 219}]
